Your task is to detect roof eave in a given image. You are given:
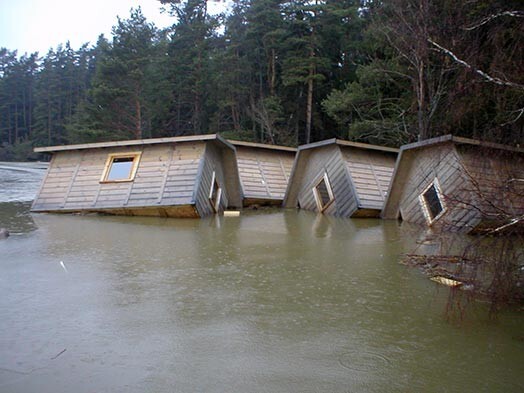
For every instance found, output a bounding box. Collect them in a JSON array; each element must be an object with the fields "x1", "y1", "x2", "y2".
[
  {"x1": 297, "y1": 138, "x2": 399, "y2": 154},
  {"x1": 34, "y1": 134, "x2": 223, "y2": 153},
  {"x1": 400, "y1": 134, "x2": 523, "y2": 154},
  {"x1": 228, "y1": 139, "x2": 297, "y2": 152}
]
